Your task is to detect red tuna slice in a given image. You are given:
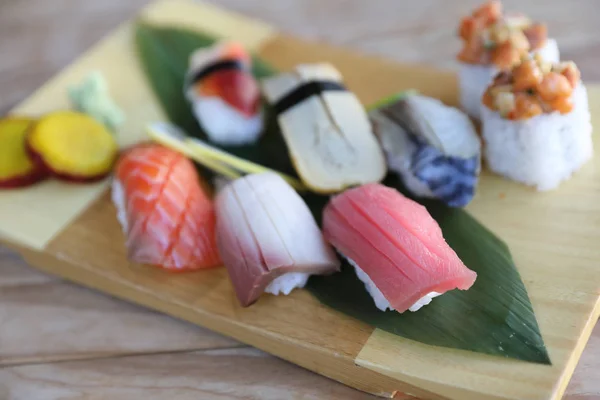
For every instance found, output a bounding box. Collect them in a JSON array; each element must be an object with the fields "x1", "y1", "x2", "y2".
[
  {"x1": 197, "y1": 70, "x2": 261, "y2": 117},
  {"x1": 323, "y1": 183, "x2": 477, "y2": 313},
  {"x1": 215, "y1": 172, "x2": 339, "y2": 307}
]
